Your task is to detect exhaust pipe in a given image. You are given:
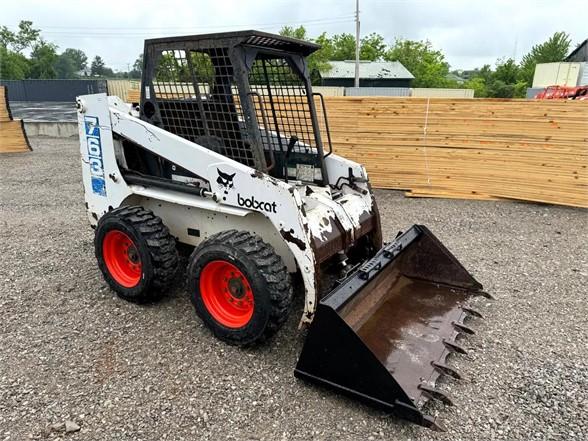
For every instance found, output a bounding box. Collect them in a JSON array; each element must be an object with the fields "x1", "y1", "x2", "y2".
[{"x1": 295, "y1": 225, "x2": 487, "y2": 430}]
